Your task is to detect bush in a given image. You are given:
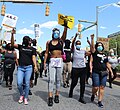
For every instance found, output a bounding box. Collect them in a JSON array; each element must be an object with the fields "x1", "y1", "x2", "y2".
[{"x1": 116, "y1": 64, "x2": 120, "y2": 72}]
